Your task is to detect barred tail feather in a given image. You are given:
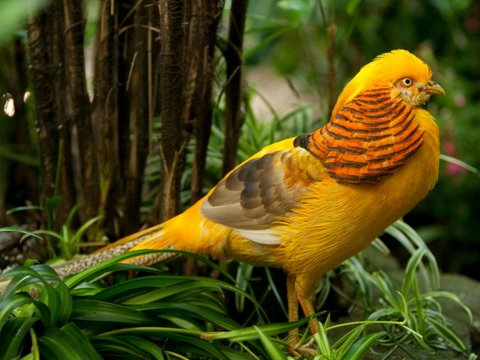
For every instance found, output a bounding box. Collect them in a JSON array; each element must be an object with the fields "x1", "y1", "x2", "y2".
[{"x1": 53, "y1": 224, "x2": 177, "y2": 279}]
